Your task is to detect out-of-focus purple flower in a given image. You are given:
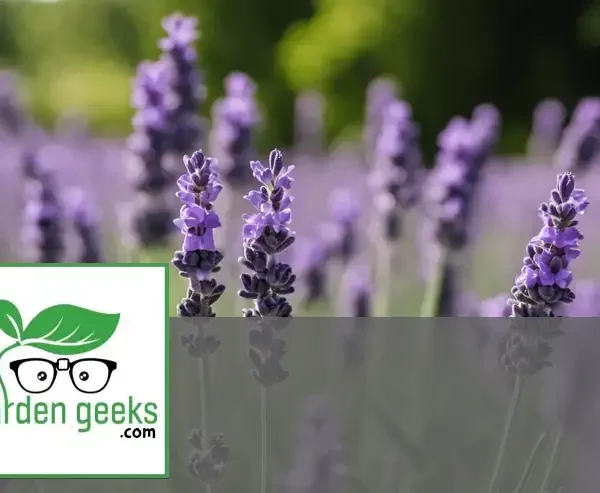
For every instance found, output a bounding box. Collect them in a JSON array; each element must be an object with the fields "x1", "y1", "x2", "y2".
[
  {"x1": 424, "y1": 110, "x2": 500, "y2": 251},
  {"x1": 67, "y1": 189, "x2": 104, "y2": 263},
  {"x1": 371, "y1": 99, "x2": 422, "y2": 240},
  {"x1": 159, "y1": 13, "x2": 206, "y2": 154},
  {"x1": 527, "y1": 99, "x2": 566, "y2": 158},
  {"x1": 21, "y1": 154, "x2": 65, "y2": 263},
  {"x1": 127, "y1": 60, "x2": 174, "y2": 247},
  {"x1": 318, "y1": 189, "x2": 360, "y2": 264},
  {"x1": 242, "y1": 150, "x2": 296, "y2": 390},
  {"x1": 503, "y1": 173, "x2": 588, "y2": 376},
  {"x1": 339, "y1": 262, "x2": 371, "y2": 317},
  {"x1": 363, "y1": 77, "x2": 398, "y2": 161},
  {"x1": 554, "y1": 98, "x2": 600, "y2": 172},
  {"x1": 297, "y1": 238, "x2": 329, "y2": 307},
  {"x1": 211, "y1": 72, "x2": 261, "y2": 183}
]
